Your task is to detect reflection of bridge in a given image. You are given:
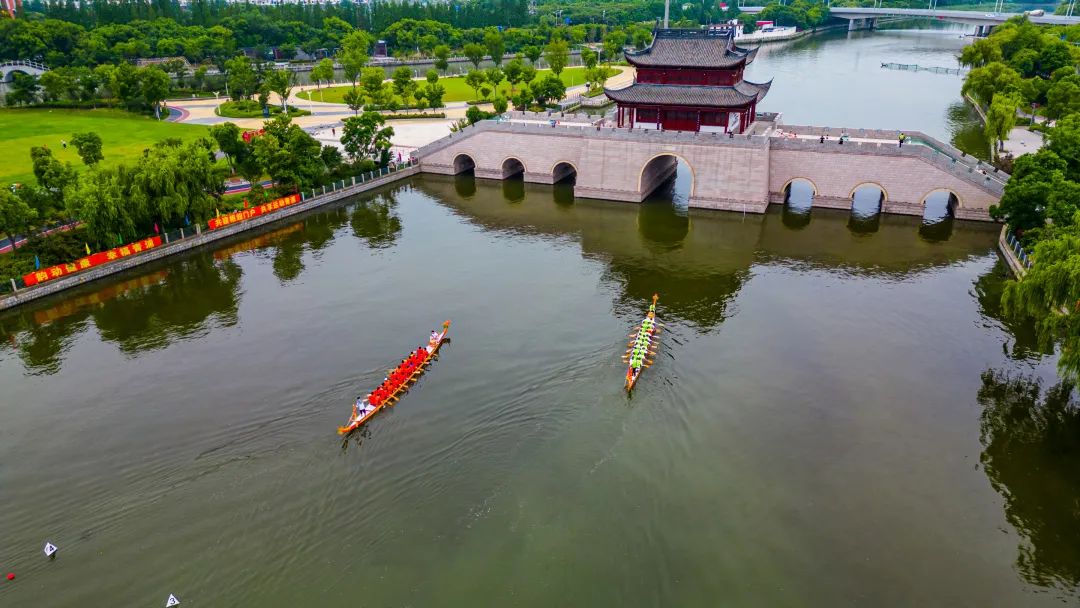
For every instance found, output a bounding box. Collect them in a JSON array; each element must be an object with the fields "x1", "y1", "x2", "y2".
[
  {"x1": 0, "y1": 60, "x2": 49, "y2": 83},
  {"x1": 417, "y1": 117, "x2": 1005, "y2": 221},
  {"x1": 738, "y1": 6, "x2": 1080, "y2": 34}
]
